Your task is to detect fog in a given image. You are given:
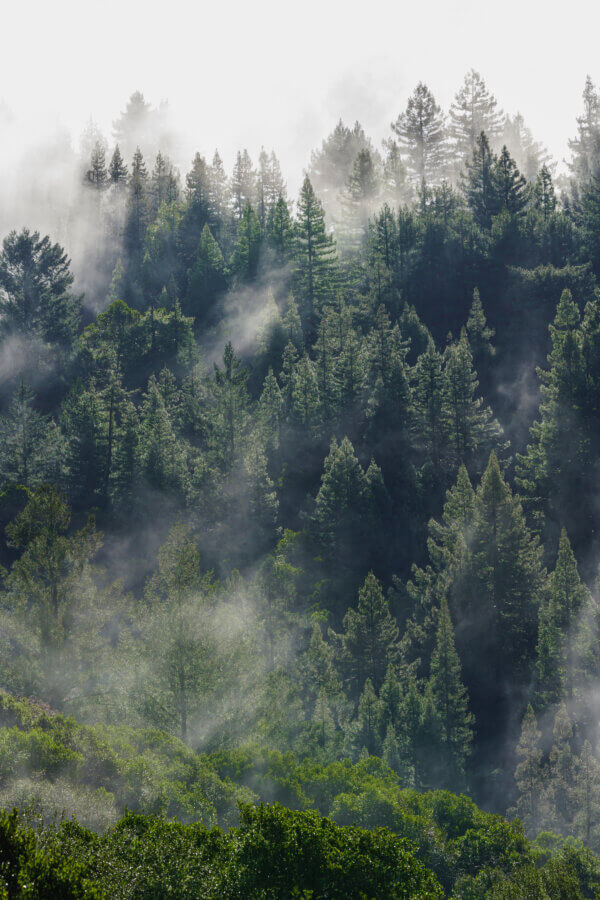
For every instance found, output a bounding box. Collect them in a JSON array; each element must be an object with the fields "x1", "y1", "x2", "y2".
[{"x1": 2, "y1": 0, "x2": 600, "y2": 192}]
